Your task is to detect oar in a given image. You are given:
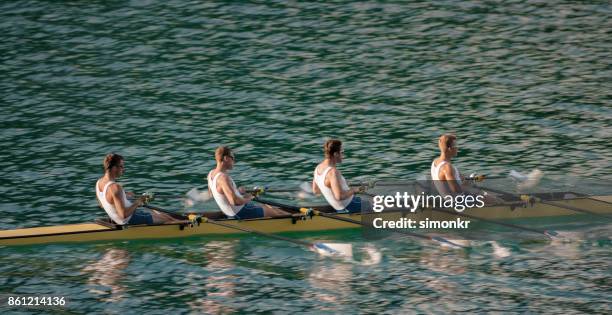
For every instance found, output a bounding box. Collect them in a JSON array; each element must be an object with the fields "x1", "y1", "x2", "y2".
[
  {"x1": 473, "y1": 185, "x2": 612, "y2": 219},
  {"x1": 143, "y1": 204, "x2": 189, "y2": 220},
  {"x1": 416, "y1": 177, "x2": 561, "y2": 238},
  {"x1": 145, "y1": 194, "x2": 186, "y2": 199},
  {"x1": 589, "y1": 196, "x2": 612, "y2": 205},
  {"x1": 255, "y1": 198, "x2": 468, "y2": 249},
  {"x1": 543, "y1": 200, "x2": 612, "y2": 218},
  {"x1": 358, "y1": 190, "x2": 559, "y2": 240},
  {"x1": 246, "y1": 181, "x2": 373, "y2": 197},
  {"x1": 247, "y1": 187, "x2": 306, "y2": 194},
  {"x1": 199, "y1": 217, "x2": 340, "y2": 255},
  {"x1": 428, "y1": 207, "x2": 558, "y2": 239},
  {"x1": 312, "y1": 208, "x2": 468, "y2": 249},
  {"x1": 134, "y1": 190, "x2": 212, "y2": 207},
  {"x1": 150, "y1": 185, "x2": 325, "y2": 204},
  {"x1": 466, "y1": 173, "x2": 611, "y2": 218},
  {"x1": 359, "y1": 176, "x2": 506, "y2": 187},
  {"x1": 144, "y1": 204, "x2": 340, "y2": 256}
]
